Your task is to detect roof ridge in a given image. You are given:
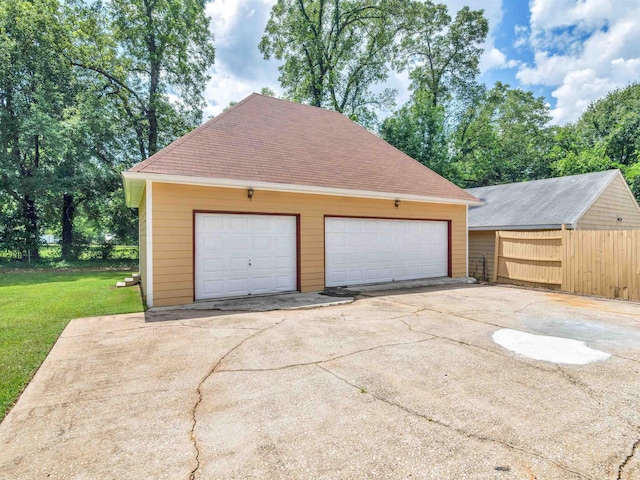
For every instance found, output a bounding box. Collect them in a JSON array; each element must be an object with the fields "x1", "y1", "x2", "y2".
[
  {"x1": 250, "y1": 92, "x2": 350, "y2": 117},
  {"x1": 135, "y1": 93, "x2": 259, "y2": 172}
]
